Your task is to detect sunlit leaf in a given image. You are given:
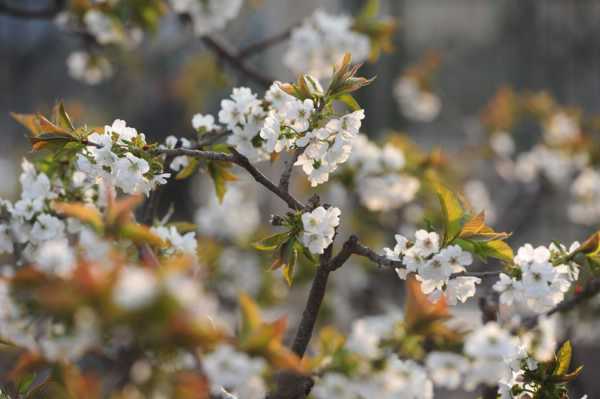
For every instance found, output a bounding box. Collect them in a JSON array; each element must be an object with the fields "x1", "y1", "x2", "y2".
[
  {"x1": 175, "y1": 157, "x2": 199, "y2": 180},
  {"x1": 53, "y1": 202, "x2": 103, "y2": 232},
  {"x1": 208, "y1": 161, "x2": 238, "y2": 203},
  {"x1": 253, "y1": 232, "x2": 290, "y2": 251},
  {"x1": 553, "y1": 340, "x2": 573, "y2": 377},
  {"x1": 239, "y1": 293, "x2": 262, "y2": 338},
  {"x1": 119, "y1": 223, "x2": 165, "y2": 247},
  {"x1": 431, "y1": 181, "x2": 465, "y2": 244}
]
